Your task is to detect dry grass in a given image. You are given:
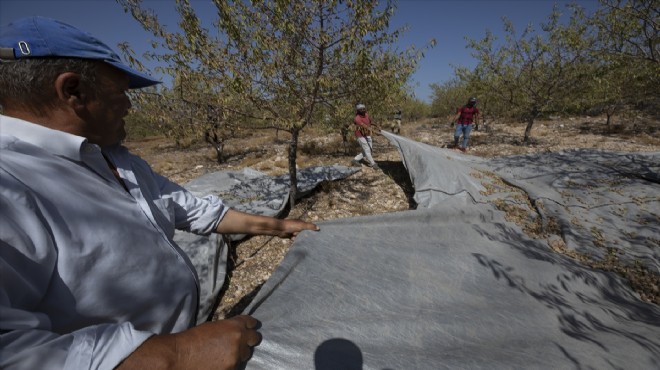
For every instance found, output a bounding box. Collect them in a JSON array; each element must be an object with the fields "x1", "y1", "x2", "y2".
[{"x1": 124, "y1": 114, "x2": 660, "y2": 315}]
